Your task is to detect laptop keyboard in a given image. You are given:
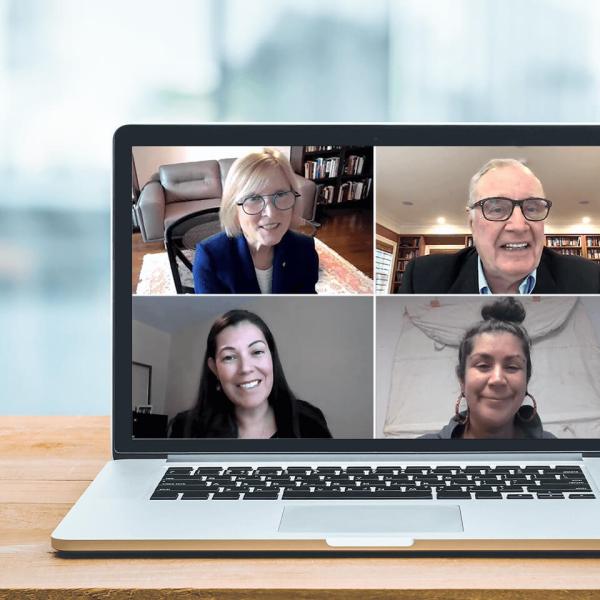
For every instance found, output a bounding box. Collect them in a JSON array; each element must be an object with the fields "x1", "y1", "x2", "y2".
[{"x1": 151, "y1": 465, "x2": 596, "y2": 500}]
